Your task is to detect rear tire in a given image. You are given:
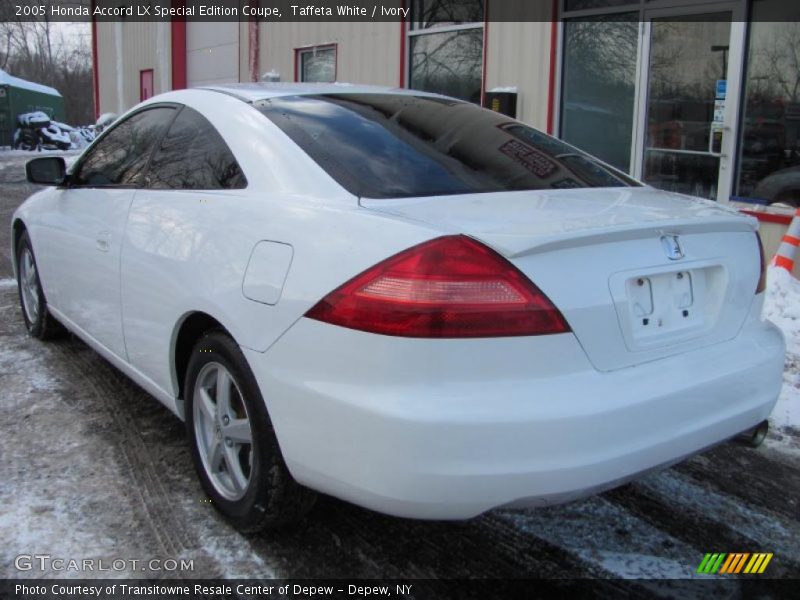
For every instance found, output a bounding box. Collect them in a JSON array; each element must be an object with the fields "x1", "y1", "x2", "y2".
[
  {"x1": 185, "y1": 330, "x2": 316, "y2": 531},
  {"x1": 16, "y1": 230, "x2": 64, "y2": 340}
]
